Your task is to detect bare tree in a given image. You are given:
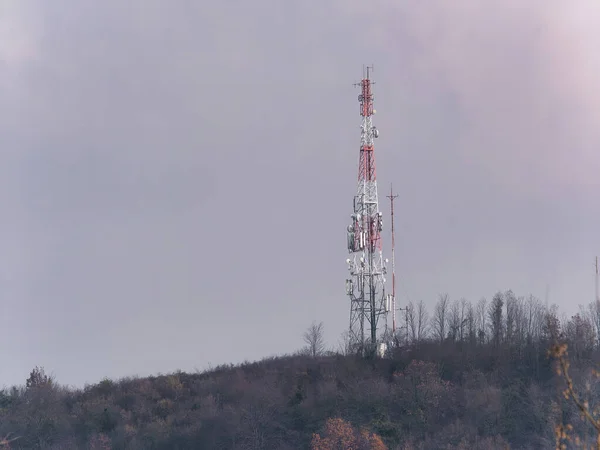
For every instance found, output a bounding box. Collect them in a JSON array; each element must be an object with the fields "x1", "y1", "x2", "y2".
[
  {"x1": 408, "y1": 300, "x2": 430, "y2": 342},
  {"x1": 416, "y1": 300, "x2": 429, "y2": 341},
  {"x1": 541, "y1": 304, "x2": 561, "y2": 344},
  {"x1": 459, "y1": 298, "x2": 468, "y2": 342},
  {"x1": 488, "y1": 292, "x2": 504, "y2": 348},
  {"x1": 525, "y1": 295, "x2": 544, "y2": 344},
  {"x1": 448, "y1": 300, "x2": 461, "y2": 342},
  {"x1": 564, "y1": 313, "x2": 596, "y2": 361},
  {"x1": 505, "y1": 290, "x2": 517, "y2": 346},
  {"x1": 433, "y1": 293, "x2": 449, "y2": 343},
  {"x1": 337, "y1": 330, "x2": 351, "y2": 355},
  {"x1": 475, "y1": 297, "x2": 487, "y2": 344},
  {"x1": 466, "y1": 300, "x2": 476, "y2": 344},
  {"x1": 512, "y1": 295, "x2": 527, "y2": 353},
  {"x1": 26, "y1": 366, "x2": 53, "y2": 389},
  {"x1": 587, "y1": 299, "x2": 600, "y2": 348},
  {"x1": 303, "y1": 321, "x2": 325, "y2": 358},
  {"x1": 407, "y1": 301, "x2": 416, "y2": 343}
]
